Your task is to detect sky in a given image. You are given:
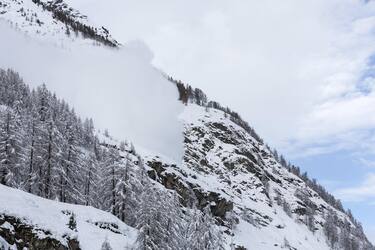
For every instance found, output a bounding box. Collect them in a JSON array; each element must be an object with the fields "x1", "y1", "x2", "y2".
[{"x1": 62, "y1": 0, "x2": 375, "y2": 242}]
